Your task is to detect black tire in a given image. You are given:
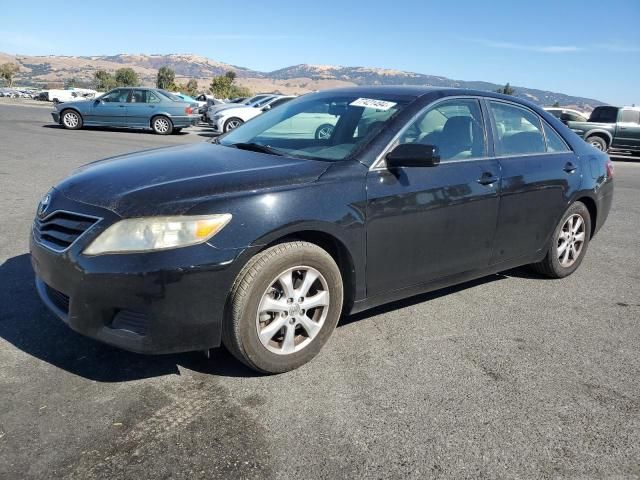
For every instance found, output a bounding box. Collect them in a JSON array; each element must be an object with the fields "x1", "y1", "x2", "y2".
[
  {"x1": 224, "y1": 117, "x2": 244, "y2": 132},
  {"x1": 315, "y1": 123, "x2": 334, "y2": 140},
  {"x1": 586, "y1": 135, "x2": 608, "y2": 152},
  {"x1": 151, "y1": 115, "x2": 173, "y2": 135},
  {"x1": 530, "y1": 201, "x2": 591, "y2": 278},
  {"x1": 222, "y1": 241, "x2": 344, "y2": 374},
  {"x1": 60, "y1": 109, "x2": 83, "y2": 130}
]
